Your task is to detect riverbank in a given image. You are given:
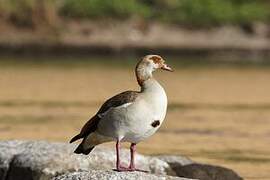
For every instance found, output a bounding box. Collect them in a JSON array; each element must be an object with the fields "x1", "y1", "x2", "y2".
[{"x1": 0, "y1": 20, "x2": 270, "y2": 60}]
